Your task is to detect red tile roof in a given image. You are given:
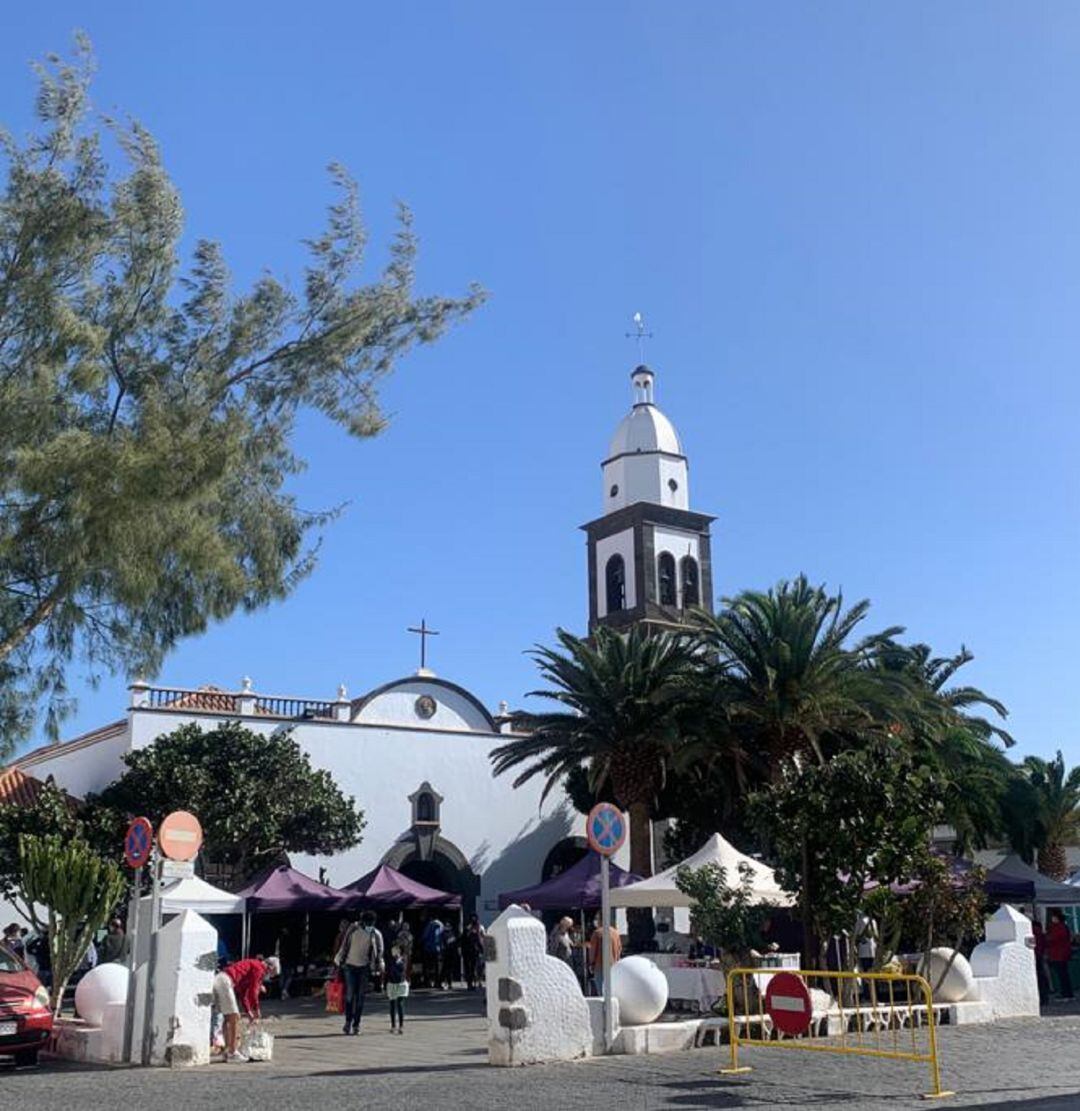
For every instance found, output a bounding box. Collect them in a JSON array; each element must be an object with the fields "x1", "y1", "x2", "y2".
[{"x1": 0, "y1": 767, "x2": 80, "y2": 809}]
